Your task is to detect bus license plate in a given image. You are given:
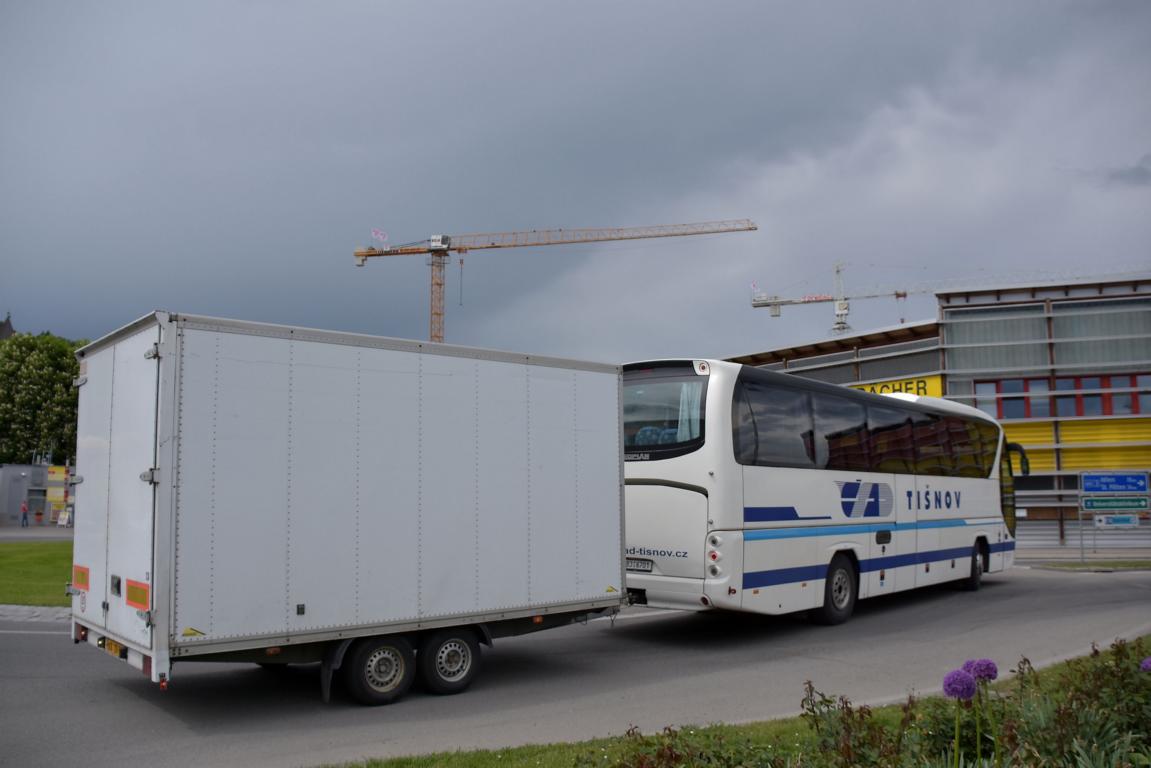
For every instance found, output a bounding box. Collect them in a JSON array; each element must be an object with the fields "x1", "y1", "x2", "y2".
[
  {"x1": 105, "y1": 639, "x2": 124, "y2": 658},
  {"x1": 626, "y1": 558, "x2": 653, "y2": 573}
]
